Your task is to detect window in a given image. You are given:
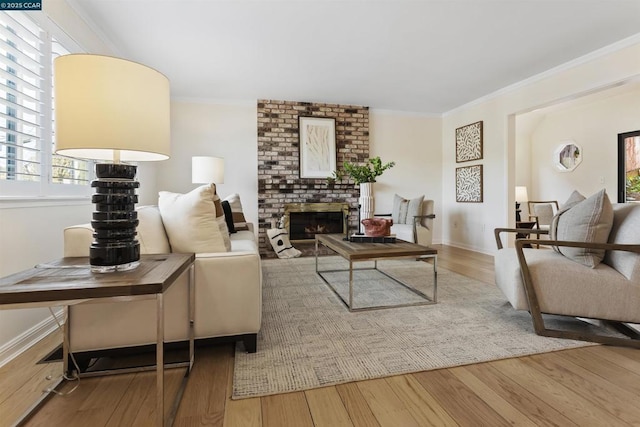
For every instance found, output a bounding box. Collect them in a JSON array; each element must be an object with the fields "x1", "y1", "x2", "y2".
[{"x1": 0, "y1": 11, "x2": 90, "y2": 198}]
